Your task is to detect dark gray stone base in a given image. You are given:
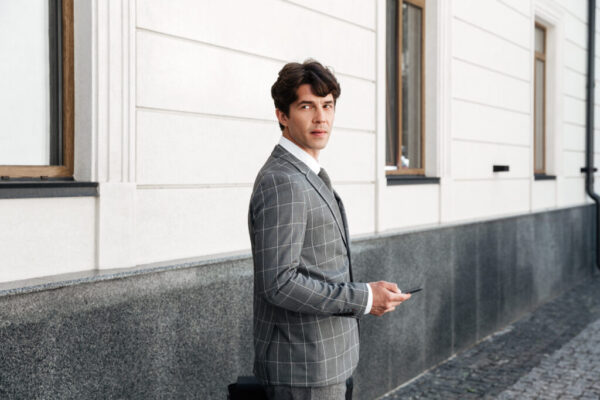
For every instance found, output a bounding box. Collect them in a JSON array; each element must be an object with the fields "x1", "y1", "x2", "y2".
[{"x1": 0, "y1": 205, "x2": 595, "y2": 399}]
